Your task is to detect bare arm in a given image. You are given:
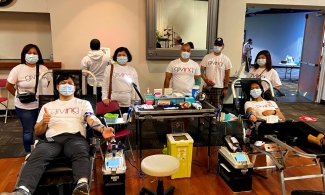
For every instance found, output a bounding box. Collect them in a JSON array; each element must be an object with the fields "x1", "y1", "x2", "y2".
[
  {"x1": 201, "y1": 66, "x2": 215, "y2": 86},
  {"x1": 224, "y1": 69, "x2": 230, "y2": 87},
  {"x1": 275, "y1": 108, "x2": 285, "y2": 121},
  {"x1": 164, "y1": 72, "x2": 172, "y2": 88},
  {"x1": 194, "y1": 75, "x2": 201, "y2": 80},
  {"x1": 35, "y1": 107, "x2": 51, "y2": 136},
  {"x1": 85, "y1": 115, "x2": 115, "y2": 140},
  {"x1": 5, "y1": 82, "x2": 16, "y2": 96}
]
